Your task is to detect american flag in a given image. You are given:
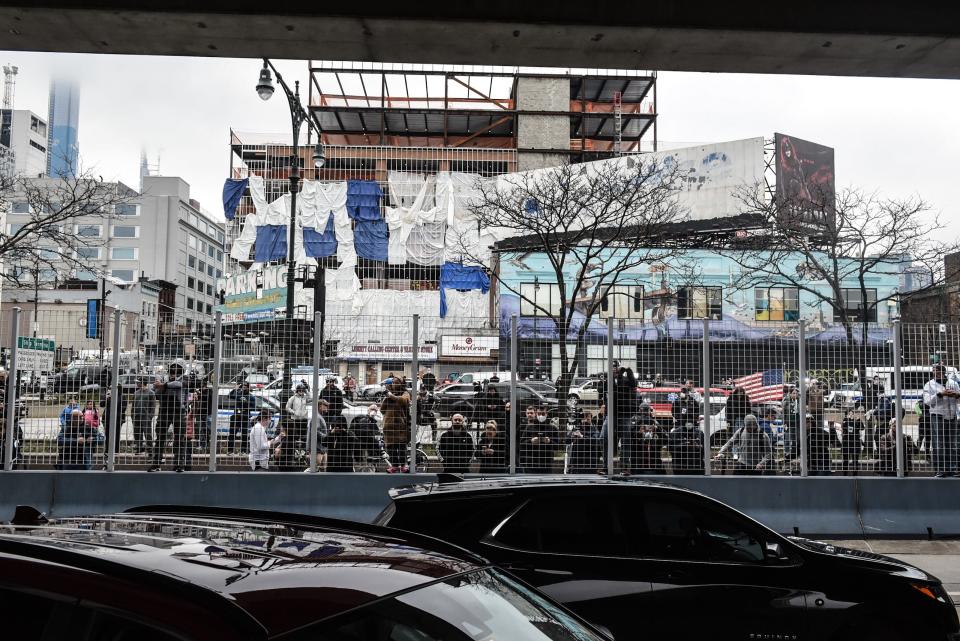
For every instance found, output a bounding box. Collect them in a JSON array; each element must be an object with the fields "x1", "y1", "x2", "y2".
[{"x1": 732, "y1": 369, "x2": 785, "y2": 403}]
